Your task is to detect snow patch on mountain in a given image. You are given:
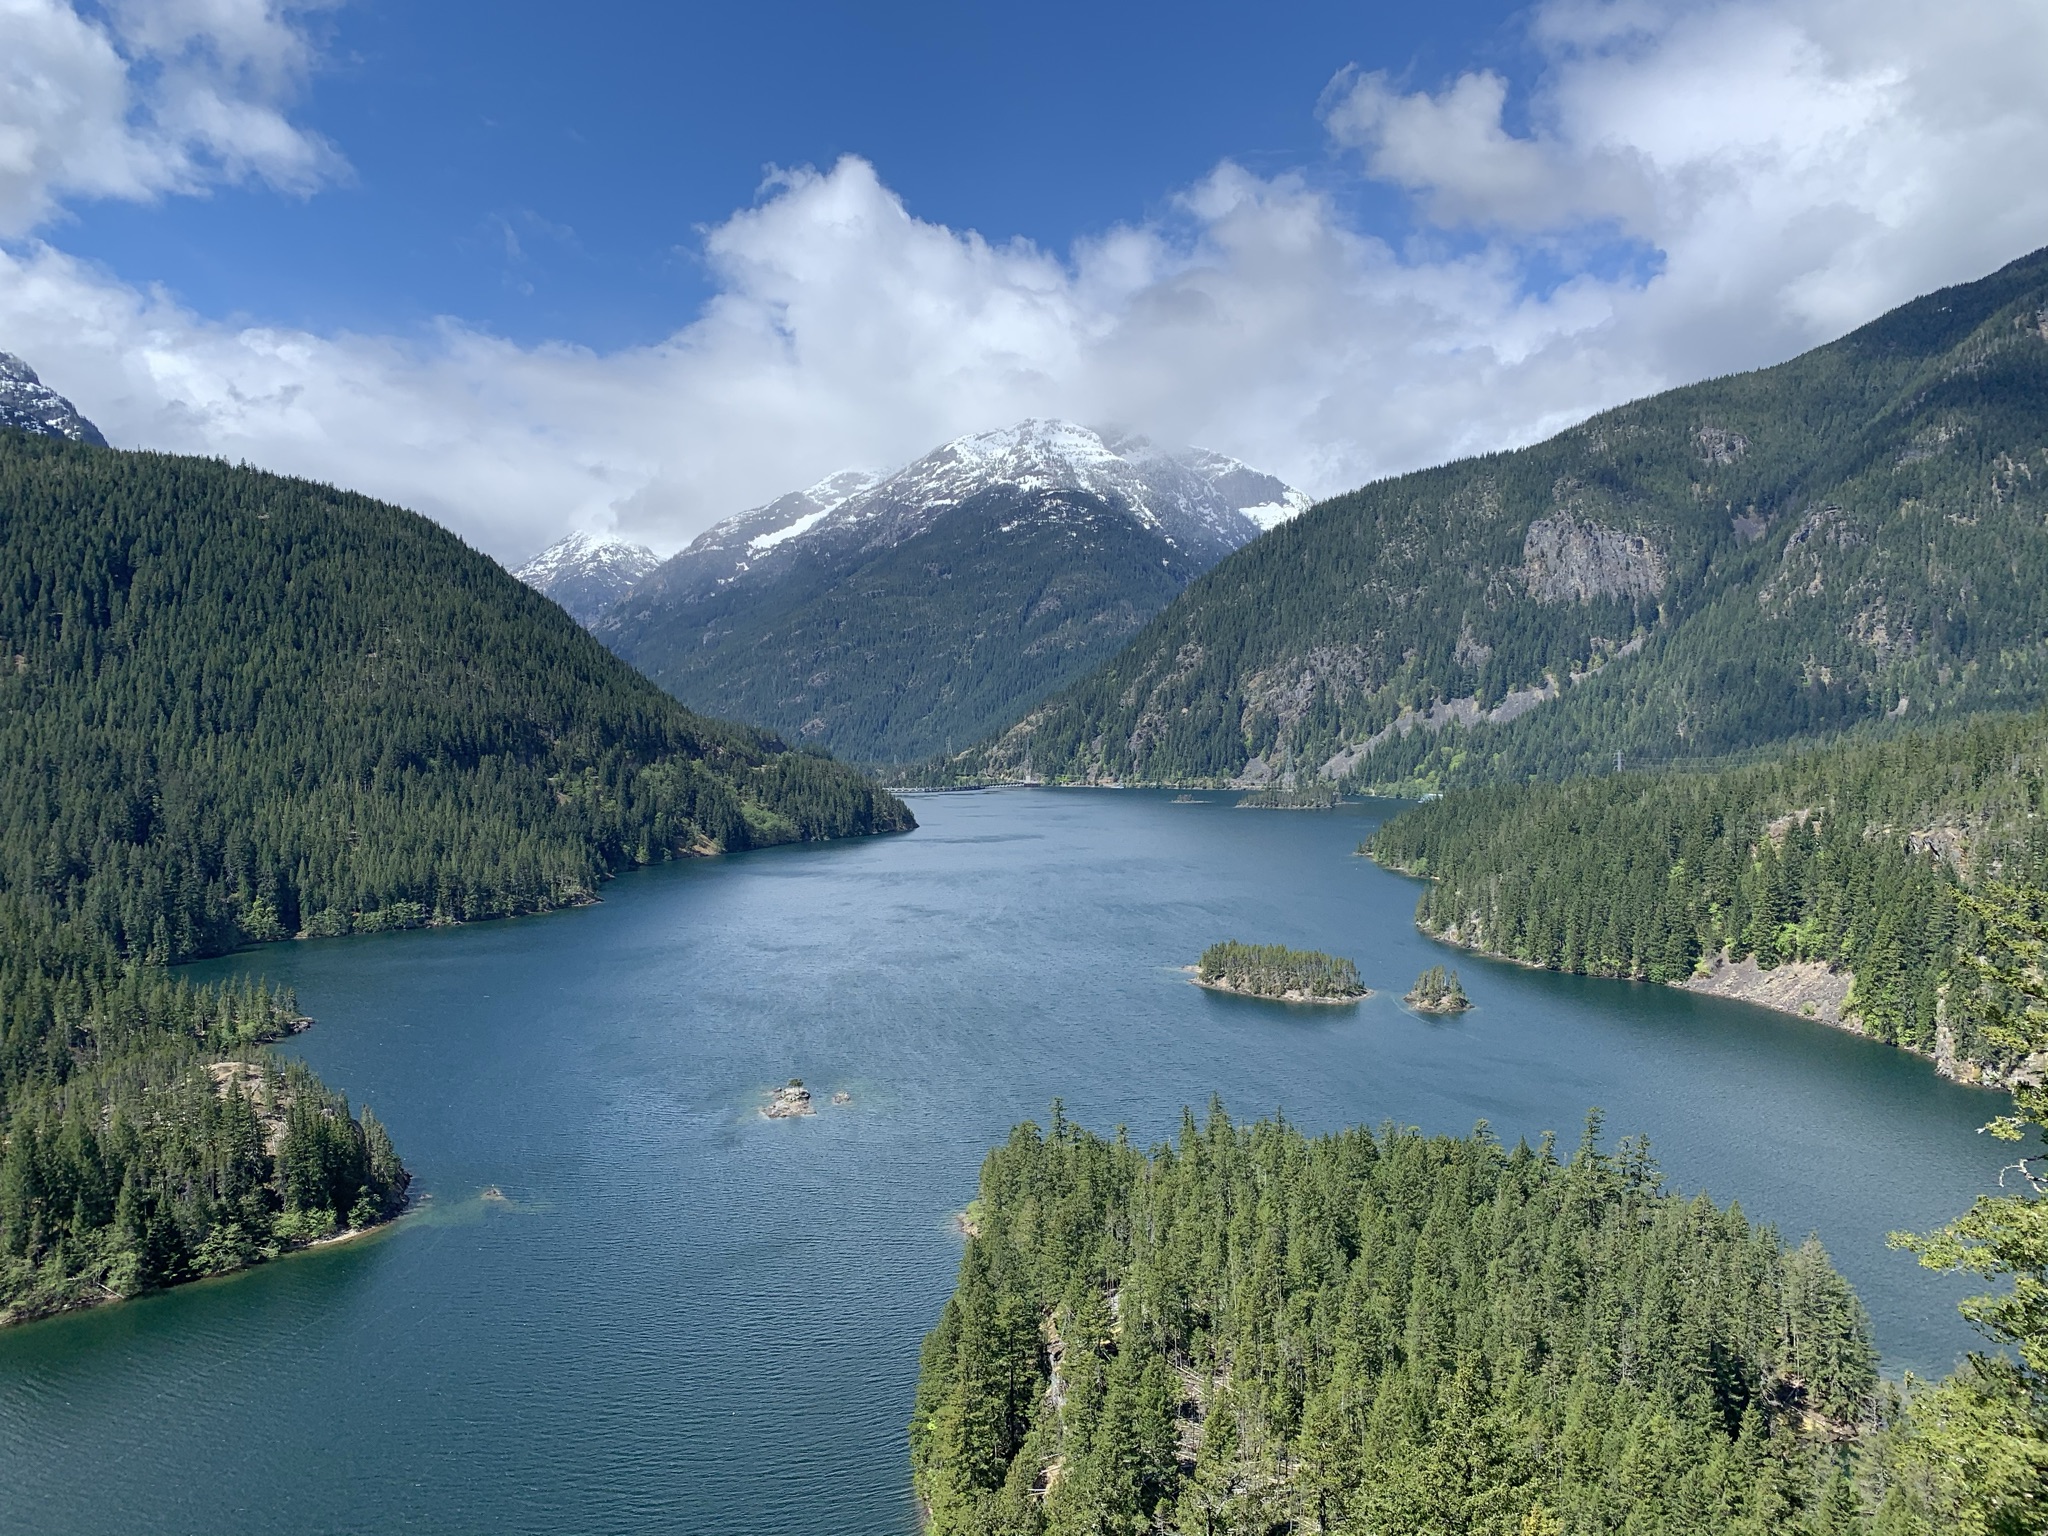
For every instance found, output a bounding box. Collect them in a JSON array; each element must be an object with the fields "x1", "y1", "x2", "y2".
[
  {"x1": 749, "y1": 509, "x2": 830, "y2": 553},
  {"x1": 744, "y1": 469, "x2": 885, "y2": 552},
  {"x1": 862, "y1": 420, "x2": 1292, "y2": 548},
  {"x1": 1240, "y1": 490, "x2": 1315, "y2": 531},
  {"x1": 0, "y1": 352, "x2": 107, "y2": 446},
  {"x1": 594, "y1": 420, "x2": 1308, "y2": 639}
]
